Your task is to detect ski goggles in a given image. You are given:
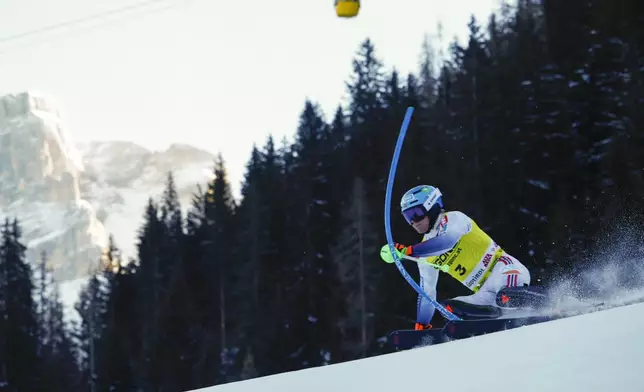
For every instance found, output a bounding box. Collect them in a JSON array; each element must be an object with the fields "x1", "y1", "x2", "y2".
[
  {"x1": 401, "y1": 188, "x2": 442, "y2": 224},
  {"x1": 402, "y1": 206, "x2": 427, "y2": 224}
]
